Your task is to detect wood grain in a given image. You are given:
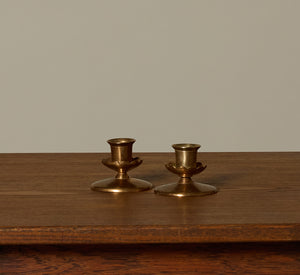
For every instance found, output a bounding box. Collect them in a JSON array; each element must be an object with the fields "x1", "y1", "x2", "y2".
[
  {"x1": 0, "y1": 243, "x2": 299, "y2": 274},
  {"x1": 0, "y1": 152, "x2": 299, "y2": 244}
]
